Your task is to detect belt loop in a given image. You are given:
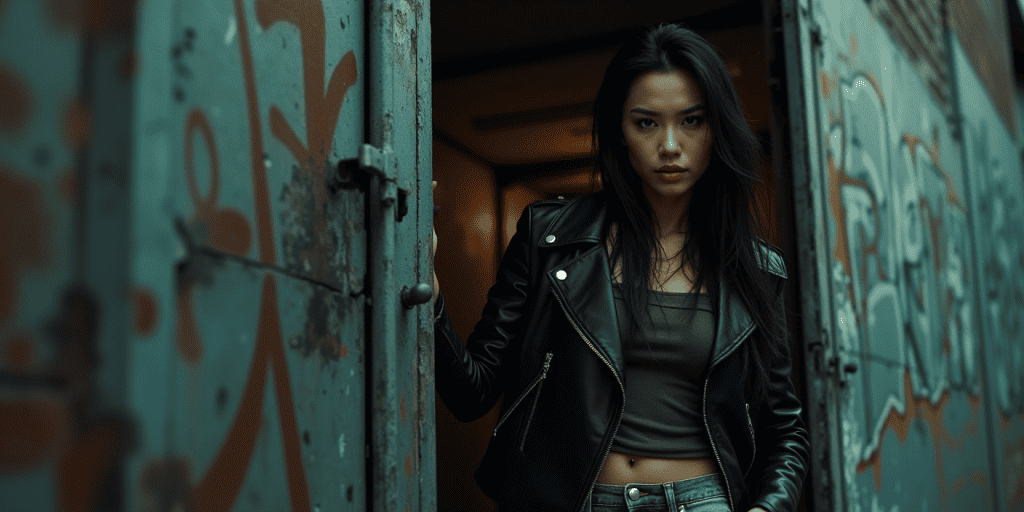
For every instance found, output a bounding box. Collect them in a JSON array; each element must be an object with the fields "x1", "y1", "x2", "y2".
[{"x1": 663, "y1": 482, "x2": 677, "y2": 511}]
